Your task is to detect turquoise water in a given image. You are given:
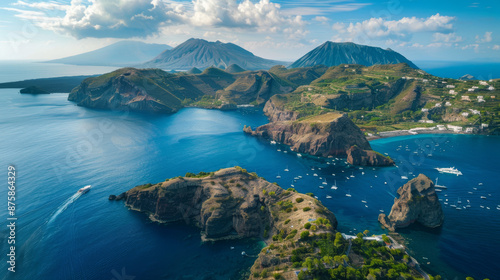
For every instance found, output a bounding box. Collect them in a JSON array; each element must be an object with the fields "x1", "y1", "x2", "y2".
[{"x1": 1, "y1": 62, "x2": 499, "y2": 279}]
